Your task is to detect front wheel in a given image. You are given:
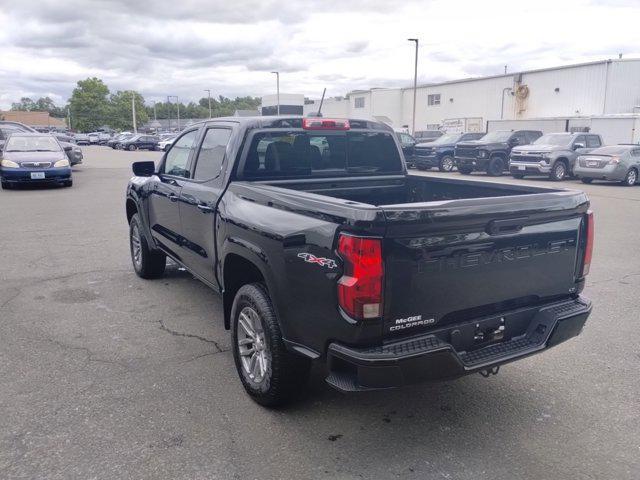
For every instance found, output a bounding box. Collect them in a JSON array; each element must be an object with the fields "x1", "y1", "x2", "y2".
[
  {"x1": 1, "y1": 181, "x2": 11, "y2": 190},
  {"x1": 487, "y1": 157, "x2": 505, "y2": 176},
  {"x1": 438, "y1": 155, "x2": 455, "y2": 172},
  {"x1": 129, "y1": 213, "x2": 166, "y2": 278},
  {"x1": 550, "y1": 161, "x2": 567, "y2": 181},
  {"x1": 232, "y1": 283, "x2": 310, "y2": 407},
  {"x1": 458, "y1": 167, "x2": 473, "y2": 175},
  {"x1": 63, "y1": 179, "x2": 73, "y2": 187},
  {"x1": 512, "y1": 173, "x2": 525, "y2": 179},
  {"x1": 128, "y1": 144, "x2": 137, "y2": 151},
  {"x1": 621, "y1": 168, "x2": 638, "y2": 186},
  {"x1": 581, "y1": 178, "x2": 593, "y2": 184}
]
